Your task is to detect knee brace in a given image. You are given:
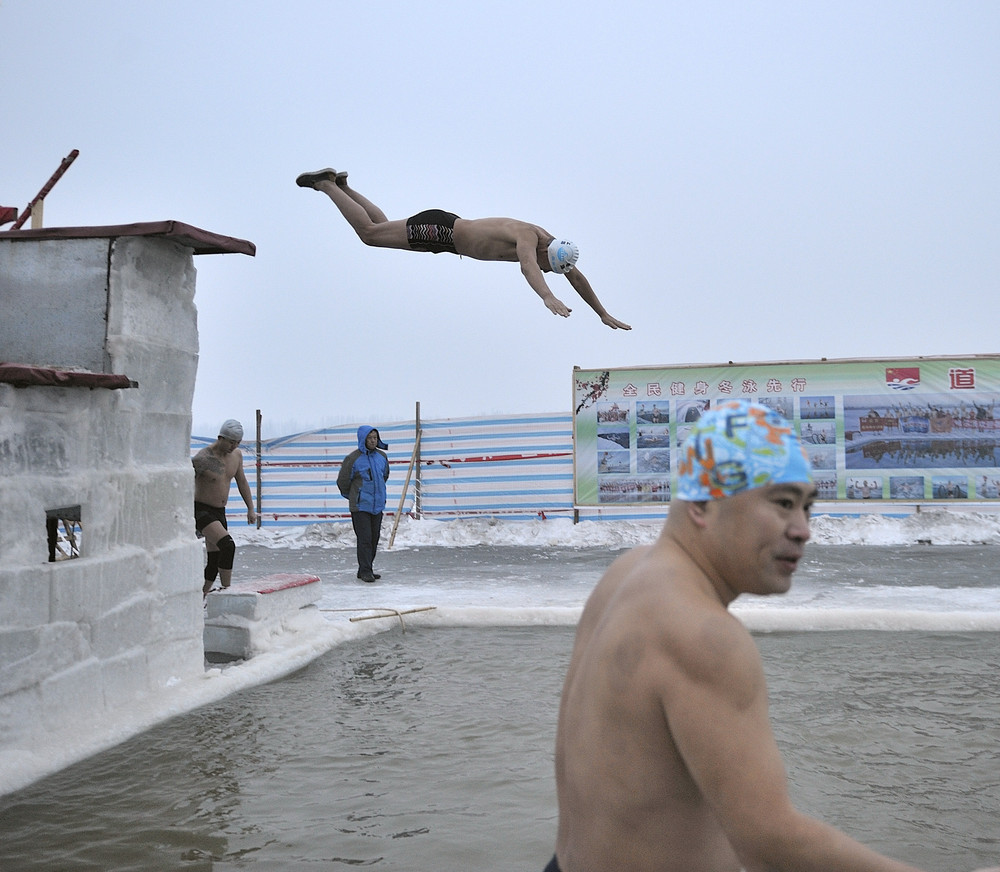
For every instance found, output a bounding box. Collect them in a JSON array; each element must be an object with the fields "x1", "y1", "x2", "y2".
[
  {"x1": 216, "y1": 534, "x2": 236, "y2": 570},
  {"x1": 204, "y1": 550, "x2": 220, "y2": 583}
]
